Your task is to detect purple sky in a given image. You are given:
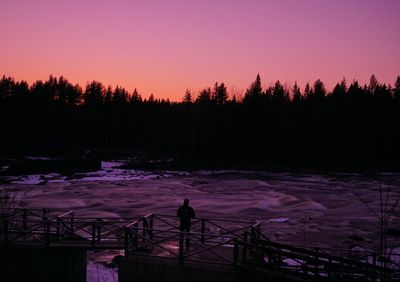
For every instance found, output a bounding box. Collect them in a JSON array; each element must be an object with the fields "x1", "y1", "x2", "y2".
[{"x1": 1, "y1": 0, "x2": 399, "y2": 100}]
